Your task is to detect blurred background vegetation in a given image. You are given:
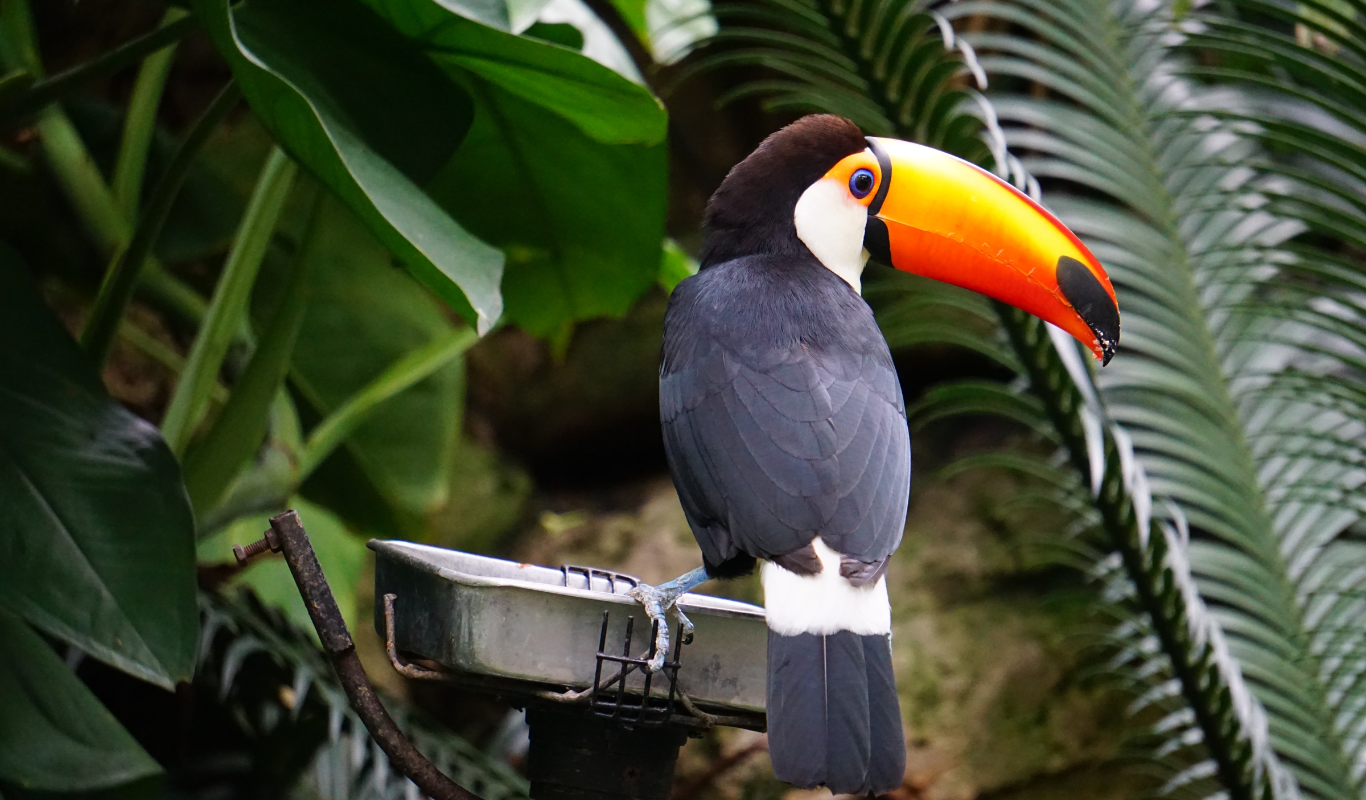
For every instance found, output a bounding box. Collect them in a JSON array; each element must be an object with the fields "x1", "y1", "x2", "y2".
[{"x1": 1, "y1": 0, "x2": 1364, "y2": 798}]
